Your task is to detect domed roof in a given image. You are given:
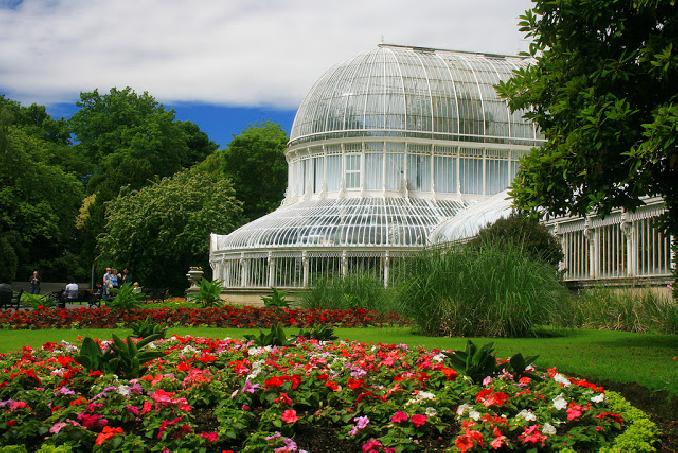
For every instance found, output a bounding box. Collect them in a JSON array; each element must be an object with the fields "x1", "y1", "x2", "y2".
[{"x1": 290, "y1": 44, "x2": 539, "y2": 147}]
